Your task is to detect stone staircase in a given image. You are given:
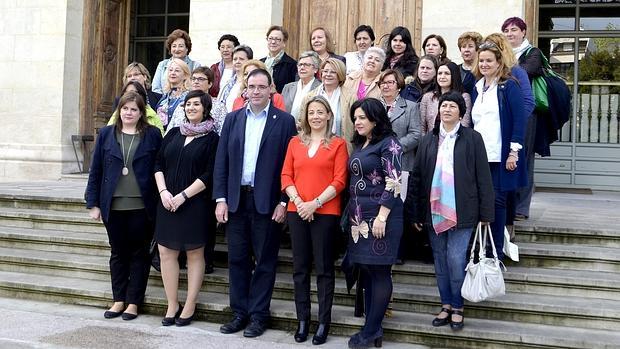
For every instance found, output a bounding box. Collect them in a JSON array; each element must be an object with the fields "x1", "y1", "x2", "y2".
[{"x1": 0, "y1": 184, "x2": 619, "y2": 348}]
